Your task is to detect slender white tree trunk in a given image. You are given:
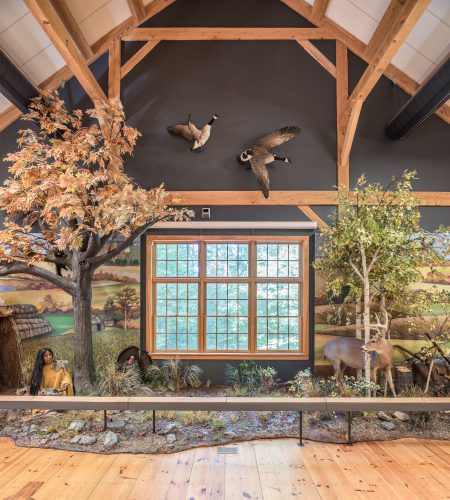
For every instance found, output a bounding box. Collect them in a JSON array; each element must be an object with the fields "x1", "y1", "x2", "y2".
[
  {"x1": 355, "y1": 295, "x2": 362, "y2": 380},
  {"x1": 380, "y1": 293, "x2": 388, "y2": 338},
  {"x1": 360, "y1": 242, "x2": 371, "y2": 392}
]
